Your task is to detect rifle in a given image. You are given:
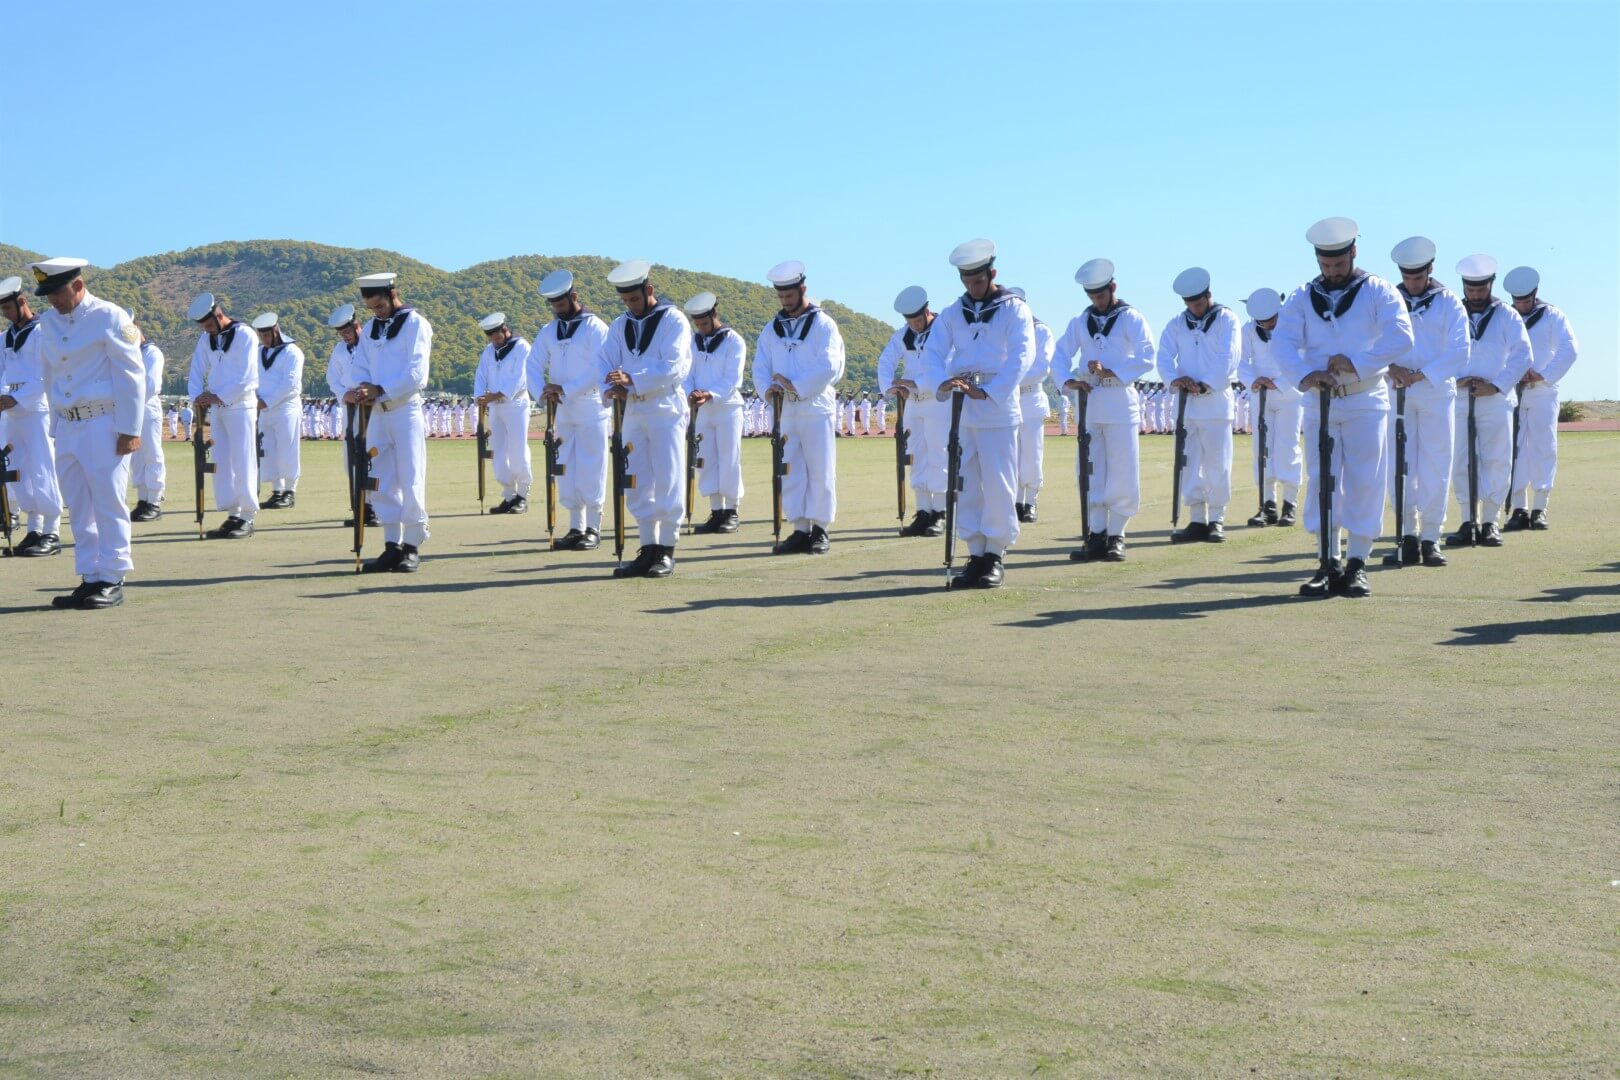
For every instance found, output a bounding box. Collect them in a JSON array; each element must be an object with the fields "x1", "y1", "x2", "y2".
[
  {"x1": 256, "y1": 424, "x2": 265, "y2": 501},
  {"x1": 1392, "y1": 384, "x2": 1407, "y2": 552},
  {"x1": 348, "y1": 403, "x2": 377, "y2": 573},
  {"x1": 942, "y1": 388, "x2": 966, "y2": 588},
  {"x1": 1466, "y1": 390, "x2": 1480, "y2": 539},
  {"x1": 0, "y1": 443, "x2": 17, "y2": 556},
  {"x1": 1509, "y1": 381, "x2": 1525, "y2": 500},
  {"x1": 192, "y1": 404, "x2": 215, "y2": 539},
  {"x1": 1170, "y1": 388, "x2": 1189, "y2": 527},
  {"x1": 684, "y1": 400, "x2": 703, "y2": 535},
  {"x1": 1255, "y1": 385, "x2": 1269, "y2": 522},
  {"x1": 1075, "y1": 388, "x2": 1092, "y2": 545},
  {"x1": 474, "y1": 402, "x2": 493, "y2": 512},
  {"x1": 610, "y1": 395, "x2": 635, "y2": 568},
  {"x1": 769, "y1": 393, "x2": 788, "y2": 544},
  {"x1": 894, "y1": 394, "x2": 910, "y2": 531},
  {"x1": 543, "y1": 398, "x2": 563, "y2": 549},
  {"x1": 1316, "y1": 387, "x2": 1335, "y2": 566}
]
